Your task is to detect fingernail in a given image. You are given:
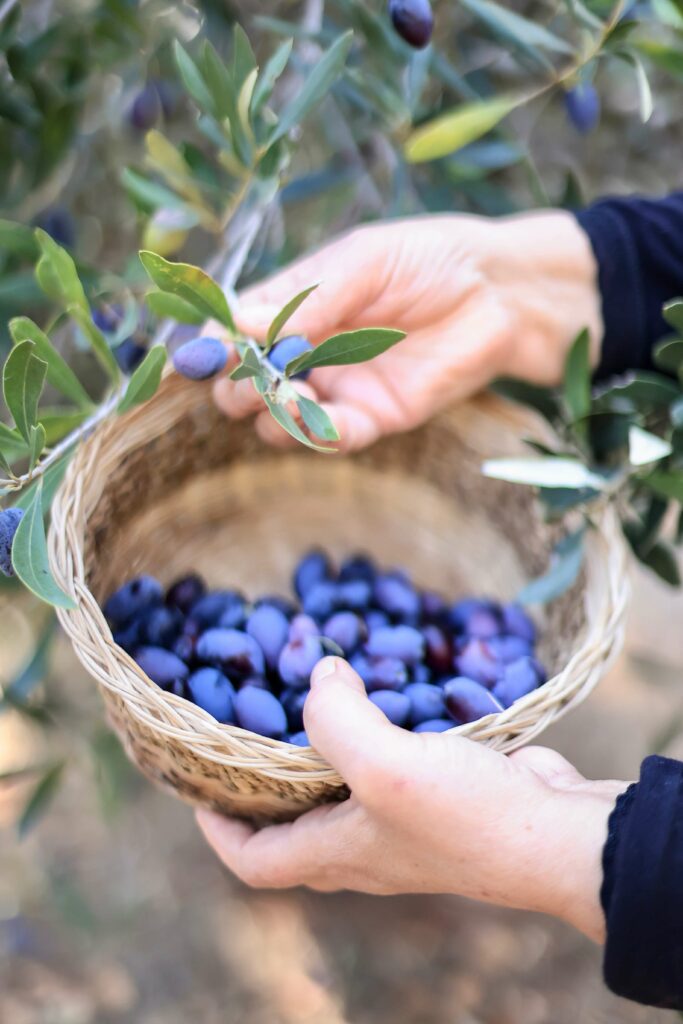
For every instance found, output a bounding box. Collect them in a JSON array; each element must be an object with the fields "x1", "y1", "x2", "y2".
[{"x1": 310, "y1": 656, "x2": 339, "y2": 688}]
